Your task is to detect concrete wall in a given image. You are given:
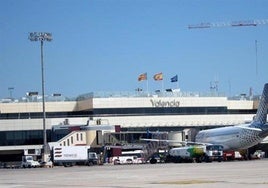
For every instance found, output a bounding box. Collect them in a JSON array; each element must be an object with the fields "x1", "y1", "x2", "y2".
[{"x1": 0, "y1": 101, "x2": 79, "y2": 113}]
